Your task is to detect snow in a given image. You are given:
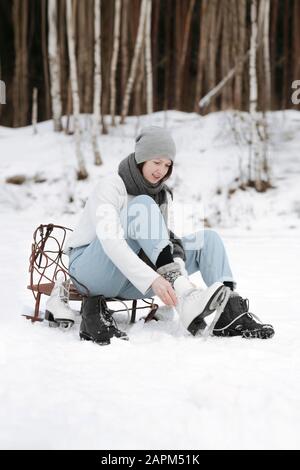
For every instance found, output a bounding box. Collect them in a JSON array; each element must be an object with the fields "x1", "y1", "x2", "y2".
[{"x1": 0, "y1": 111, "x2": 300, "y2": 450}]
